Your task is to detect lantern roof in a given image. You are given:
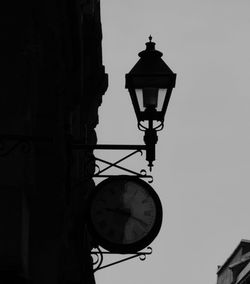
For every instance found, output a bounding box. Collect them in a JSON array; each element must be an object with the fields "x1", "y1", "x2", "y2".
[
  {"x1": 125, "y1": 36, "x2": 177, "y2": 123},
  {"x1": 127, "y1": 36, "x2": 176, "y2": 79}
]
